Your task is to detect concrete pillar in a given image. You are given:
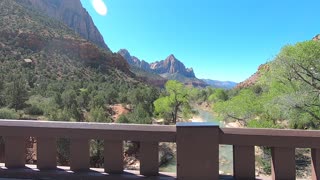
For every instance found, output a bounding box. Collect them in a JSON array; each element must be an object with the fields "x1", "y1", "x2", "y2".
[
  {"x1": 271, "y1": 147, "x2": 295, "y2": 180},
  {"x1": 5, "y1": 136, "x2": 26, "y2": 168},
  {"x1": 140, "y1": 142, "x2": 159, "y2": 176},
  {"x1": 37, "y1": 137, "x2": 57, "y2": 169},
  {"x1": 104, "y1": 140, "x2": 123, "y2": 174},
  {"x1": 233, "y1": 145, "x2": 255, "y2": 180},
  {"x1": 70, "y1": 138, "x2": 89, "y2": 171},
  {"x1": 177, "y1": 122, "x2": 219, "y2": 180},
  {"x1": 311, "y1": 148, "x2": 320, "y2": 180}
]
